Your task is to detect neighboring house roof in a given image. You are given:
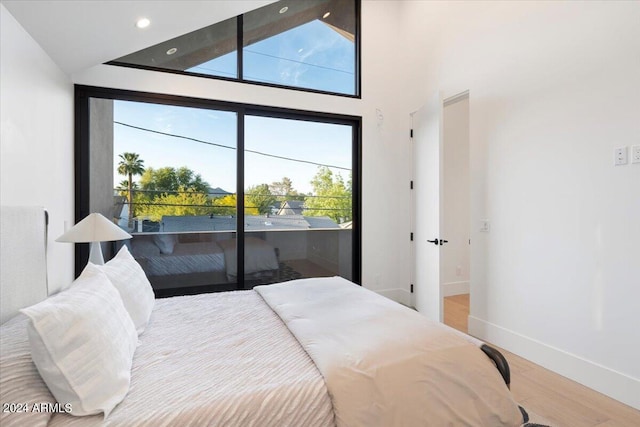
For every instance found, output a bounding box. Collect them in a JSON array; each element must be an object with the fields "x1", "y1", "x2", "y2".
[
  {"x1": 157, "y1": 214, "x2": 340, "y2": 233},
  {"x1": 305, "y1": 216, "x2": 342, "y2": 229},
  {"x1": 277, "y1": 200, "x2": 304, "y2": 216},
  {"x1": 207, "y1": 187, "x2": 232, "y2": 198}
]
